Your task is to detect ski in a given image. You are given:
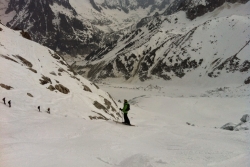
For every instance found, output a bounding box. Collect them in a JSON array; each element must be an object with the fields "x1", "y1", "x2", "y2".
[{"x1": 113, "y1": 121, "x2": 135, "y2": 126}]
